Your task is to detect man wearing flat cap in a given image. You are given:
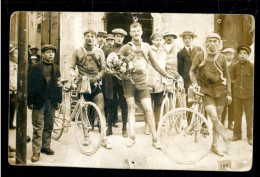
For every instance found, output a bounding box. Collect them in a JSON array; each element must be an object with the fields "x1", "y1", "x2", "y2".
[
  {"x1": 220, "y1": 47, "x2": 236, "y2": 130},
  {"x1": 27, "y1": 44, "x2": 62, "y2": 162},
  {"x1": 28, "y1": 45, "x2": 41, "y2": 74},
  {"x1": 106, "y1": 34, "x2": 115, "y2": 47},
  {"x1": 229, "y1": 44, "x2": 254, "y2": 145},
  {"x1": 190, "y1": 33, "x2": 232, "y2": 156},
  {"x1": 177, "y1": 31, "x2": 202, "y2": 92},
  {"x1": 103, "y1": 28, "x2": 129, "y2": 138},
  {"x1": 95, "y1": 31, "x2": 107, "y2": 49}
]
